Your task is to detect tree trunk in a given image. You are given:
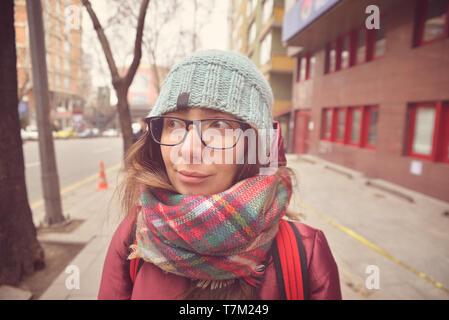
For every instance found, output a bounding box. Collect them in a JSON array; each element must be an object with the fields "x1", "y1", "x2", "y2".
[
  {"x1": 0, "y1": 0, "x2": 45, "y2": 285},
  {"x1": 115, "y1": 84, "x2": 134, "y2": 153},
  {"x1": 82, "y1": 0, "x2": 150, "y2": 155}
]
